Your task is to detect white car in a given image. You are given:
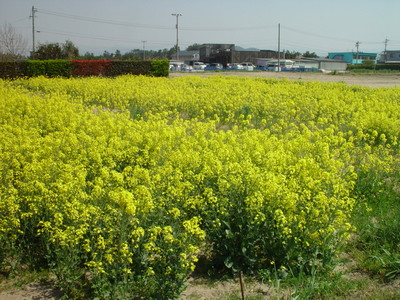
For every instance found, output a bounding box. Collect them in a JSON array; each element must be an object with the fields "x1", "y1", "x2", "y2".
[
  {"x1": 229, "y1": 63, "x2": 244, "y2": 70},
  {"x1": 181, "y1": 64, "x2": 193, "y2": 71},
  {"x1": 241, "y1": 63, "x2": 255, "y2": 71},
  {"x1": 192, "y1": 62, "x2": 207, "y2": 70}
]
